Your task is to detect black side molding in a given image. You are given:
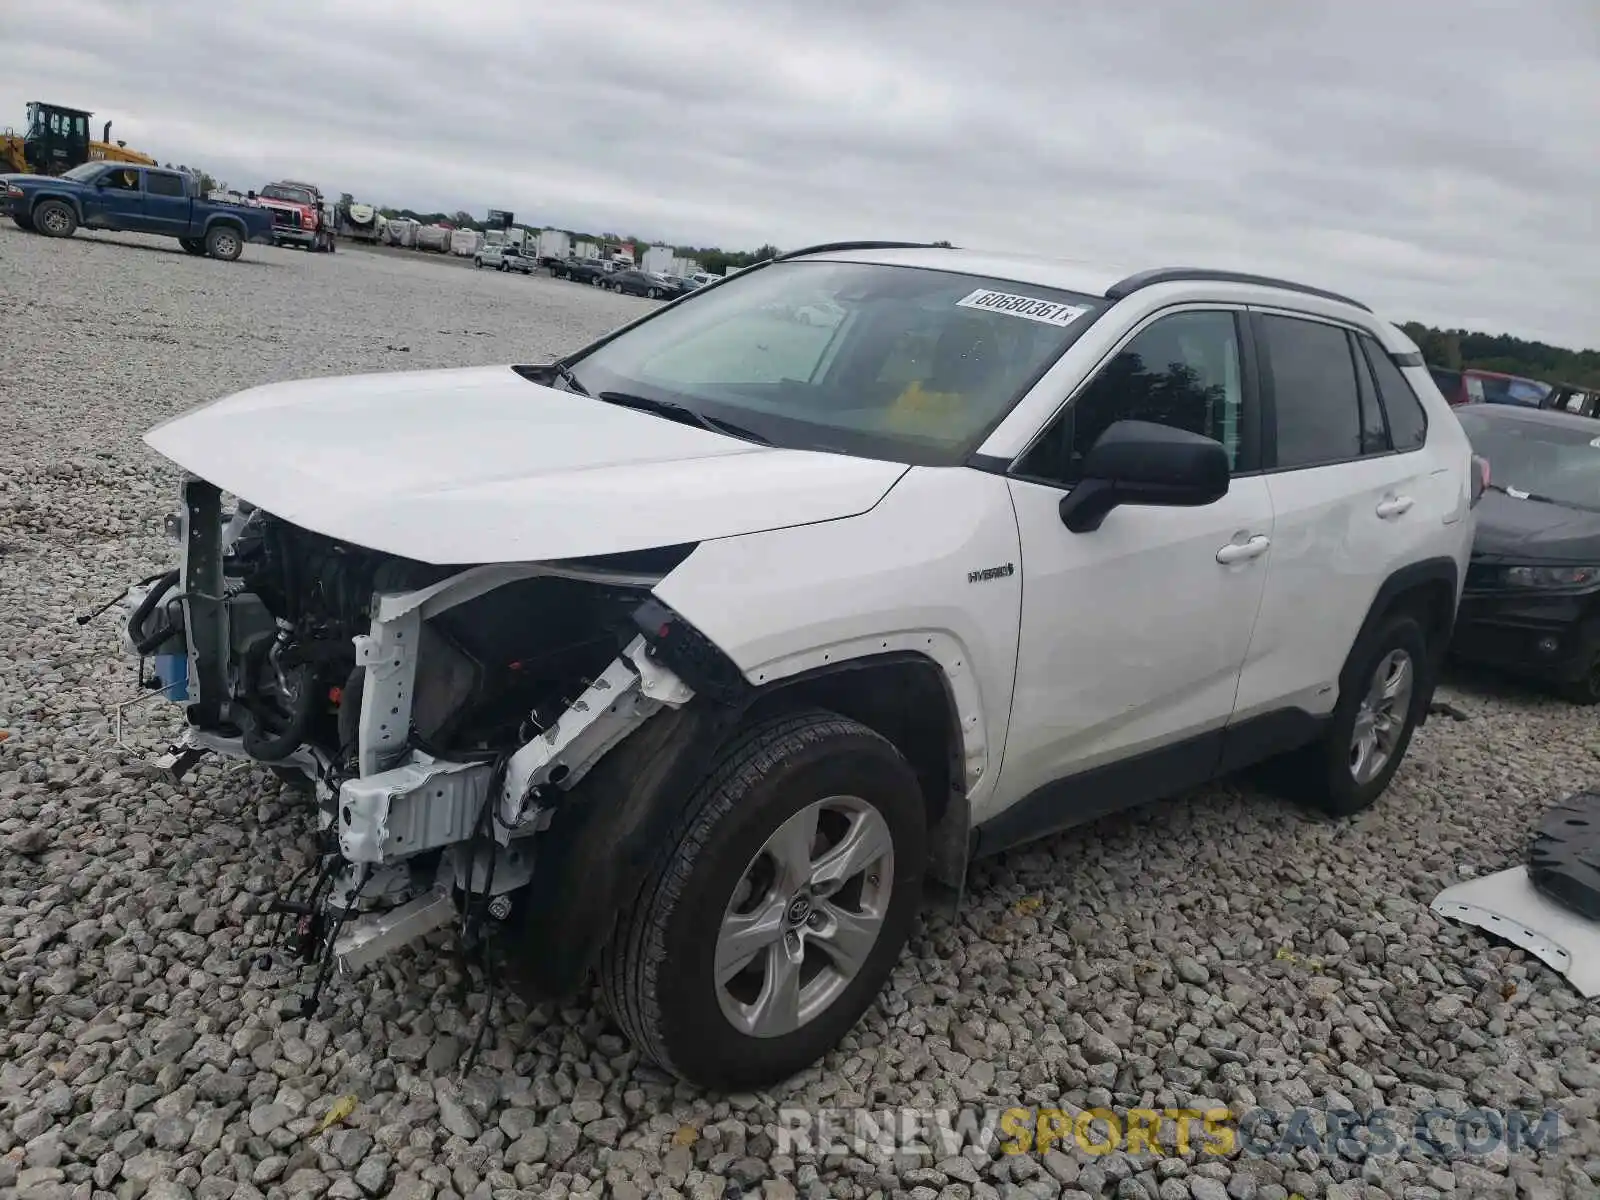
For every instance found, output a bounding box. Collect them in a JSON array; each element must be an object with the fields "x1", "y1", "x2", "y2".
[
  {"x1": 1106, "y1": 268, "x2": 1372, "y2": 313},
  {"x1": 1391, "y1": 350, "x2": 1424, "y2": 367}
]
